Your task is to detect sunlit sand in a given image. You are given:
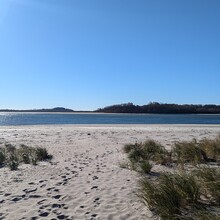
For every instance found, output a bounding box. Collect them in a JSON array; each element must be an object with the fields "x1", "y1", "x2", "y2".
[{"x1": 0, "y1": 125, "x2": 220, "y2": 219}]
